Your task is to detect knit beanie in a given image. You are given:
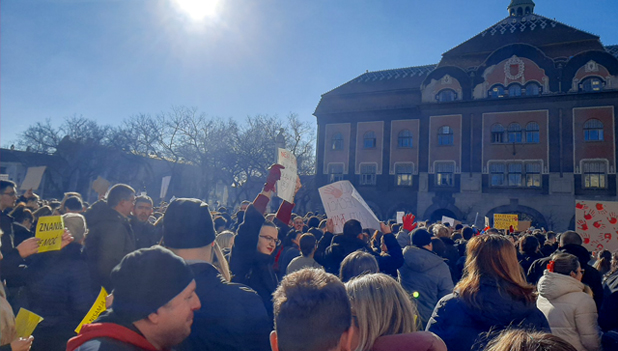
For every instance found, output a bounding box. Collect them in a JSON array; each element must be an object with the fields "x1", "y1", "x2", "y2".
[
  {"x1": 411, "y1": 228, "x2": 433, "y2": 247},
  {"x1": 162, "y1": 198, "x2": 216, "y2": 249},
  {"x1": 110, "y1": 246, "x2": 194, "y2": 322}
]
